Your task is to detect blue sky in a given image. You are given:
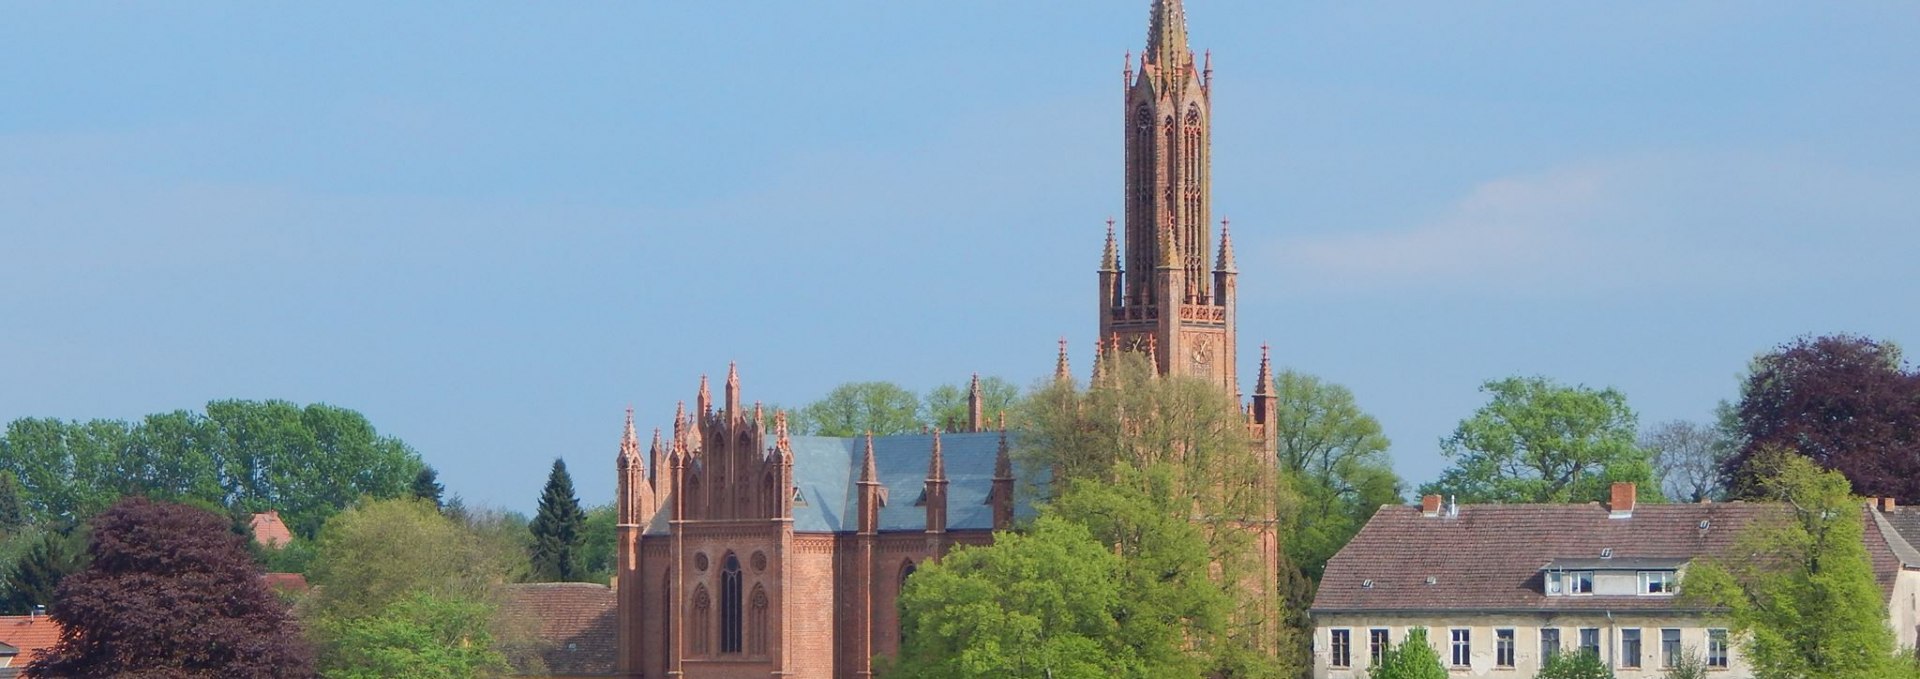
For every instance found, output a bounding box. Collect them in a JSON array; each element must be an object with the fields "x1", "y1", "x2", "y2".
[{"x1": 3, "y1": 2, "x2": 1916, "y2": 513}]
